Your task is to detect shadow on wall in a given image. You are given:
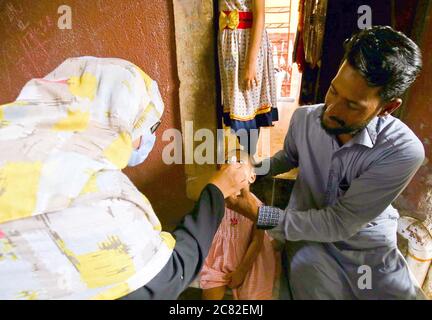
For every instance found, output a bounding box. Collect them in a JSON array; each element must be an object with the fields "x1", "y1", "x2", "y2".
[{"x1": 396, "y1": 4, "x2": 432, "y2": 224}]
